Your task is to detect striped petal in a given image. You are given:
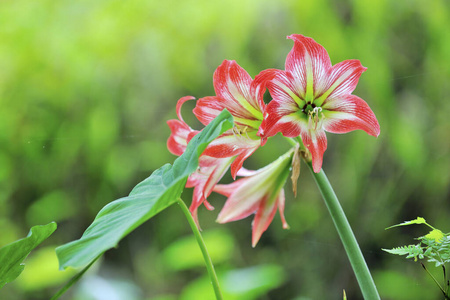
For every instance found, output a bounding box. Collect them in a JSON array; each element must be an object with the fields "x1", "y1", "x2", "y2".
[
  {"x1": 186, "y1": 156, "x2": 234, "y2": 226},
  {"x1": 194, "y1": 60, "x2": 264, "y2": 129},
  {"x1": 286, "y1": 34, "x2": 332, "y2": 100},
  {"x1": 300, "y1": 128, "x2": 327, "y2": 173},
  {"x1": 252, "y1": 190, "x2": 286, "y2": 247},
  {"x1": 315, "y1": 60, "x2": 367, "y2": 106},
  {"x1": 215, "y1": 150, "x2": 293, "y2": 247},
  {"x1": 259, "y1": 98, "x2": 305, "y2": 139},
  {"x1": 166, "y1": 119, "x2": 193, "y2": 156},
  {"x1": 322, "y1": 95, "x2": 380, "y2": 137},
  {"x1": 167, "y1": 96, "x2": 199, "y2": 156},
  {"x1": 202, "y1": 130, "x2": 261, "y2": 178}
]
